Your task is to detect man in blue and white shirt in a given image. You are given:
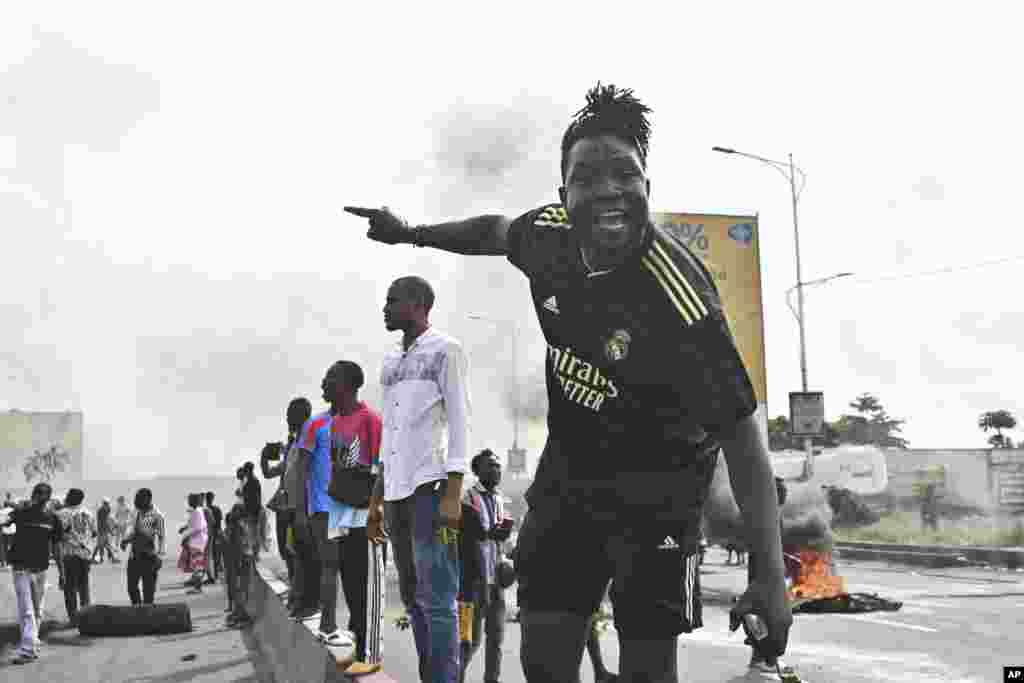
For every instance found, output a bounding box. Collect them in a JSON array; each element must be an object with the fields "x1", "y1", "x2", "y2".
[{"x1": 367, "y1": 275, "x2": 471, "y2": 683}]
